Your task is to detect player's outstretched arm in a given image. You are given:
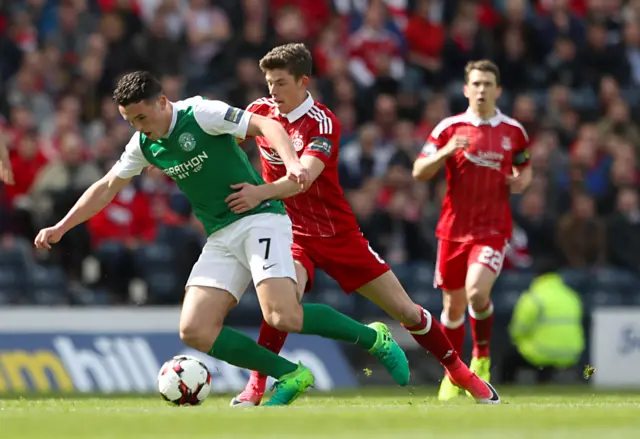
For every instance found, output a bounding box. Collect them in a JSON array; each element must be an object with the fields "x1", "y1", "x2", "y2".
[
  {"x1": 246, "y1": 115, "x2": 297, "y2": 167},
  {"x1": 412, "y1": 135, "x2": 468, "y2": 181},
  {"x1": 35, "y1": 131, "x2": 147, "y2": 249},
  {"x1": 34, "y1": 169, "x2": 132, "y2": 249},
  {"x1": 246, "y1": 115, "x2": 309, "y2": 188},
  {"x1": 259, "y1": 155, "x2": 325, "y2": 200}
]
